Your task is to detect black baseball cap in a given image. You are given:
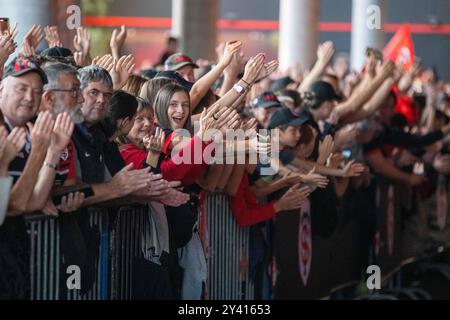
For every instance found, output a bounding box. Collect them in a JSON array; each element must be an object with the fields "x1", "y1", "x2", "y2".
[
  {"x1": 267, "y1": 106, "x2": 309, "y2": 129},
  {"x1": 154, "y1": 70, "x2": 194, "y2": 91},
  {"x1": 40, "y1": 46, "x2": 73, "y2": 58},
  {"x1": 3, "y1": 58, "x2": 48, "y2": 84},
  {"x1": 164, "y1": 53, "x2": 199, "y2": 71},
  {"x1": 270, "y1": 76, "x2": 295, "y2": 92},
  {"x1": 309, "y1": 80, "x2": 341, "y2": 103},
  {"x1": 252, "y1": 91, "x2": 283, "y2": 109}
]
